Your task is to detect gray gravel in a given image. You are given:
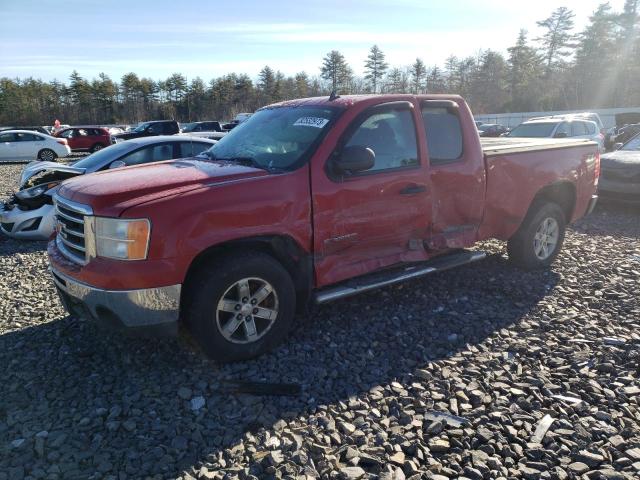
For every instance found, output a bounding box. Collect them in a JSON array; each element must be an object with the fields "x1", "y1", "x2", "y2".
[{"x1": 1, "y1": 163, "x2": 639, "y2": 480}]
